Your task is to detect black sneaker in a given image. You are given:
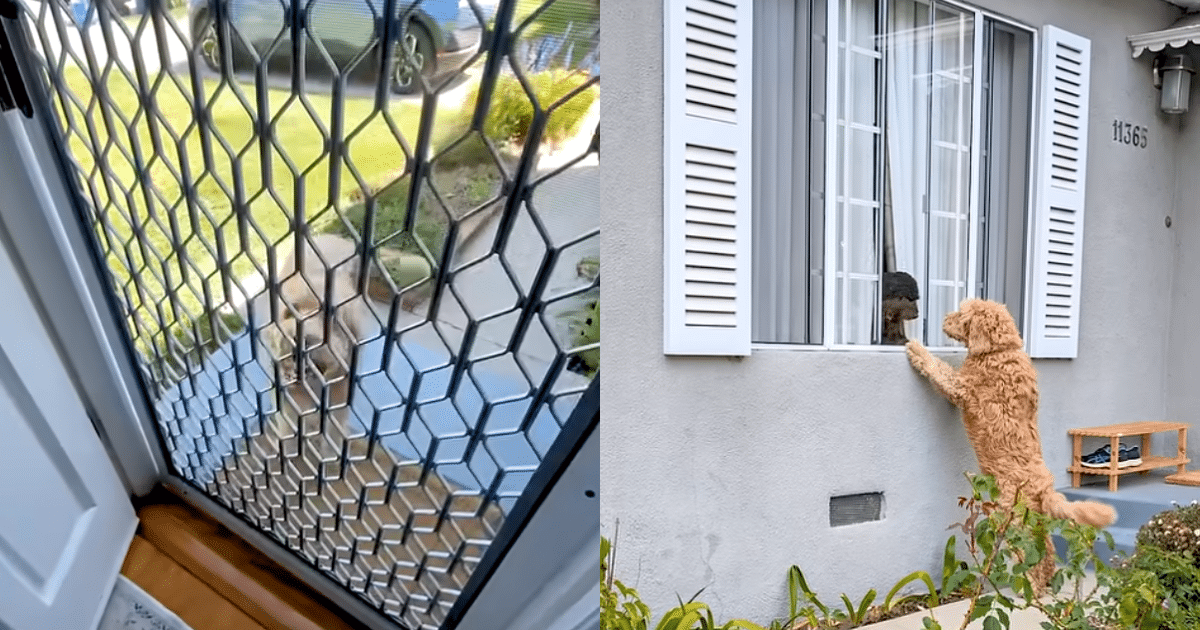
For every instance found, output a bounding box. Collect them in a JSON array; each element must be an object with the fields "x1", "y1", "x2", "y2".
[{"x1": 1080, "y1": 443, "x2": 1143, "y2": 469}]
